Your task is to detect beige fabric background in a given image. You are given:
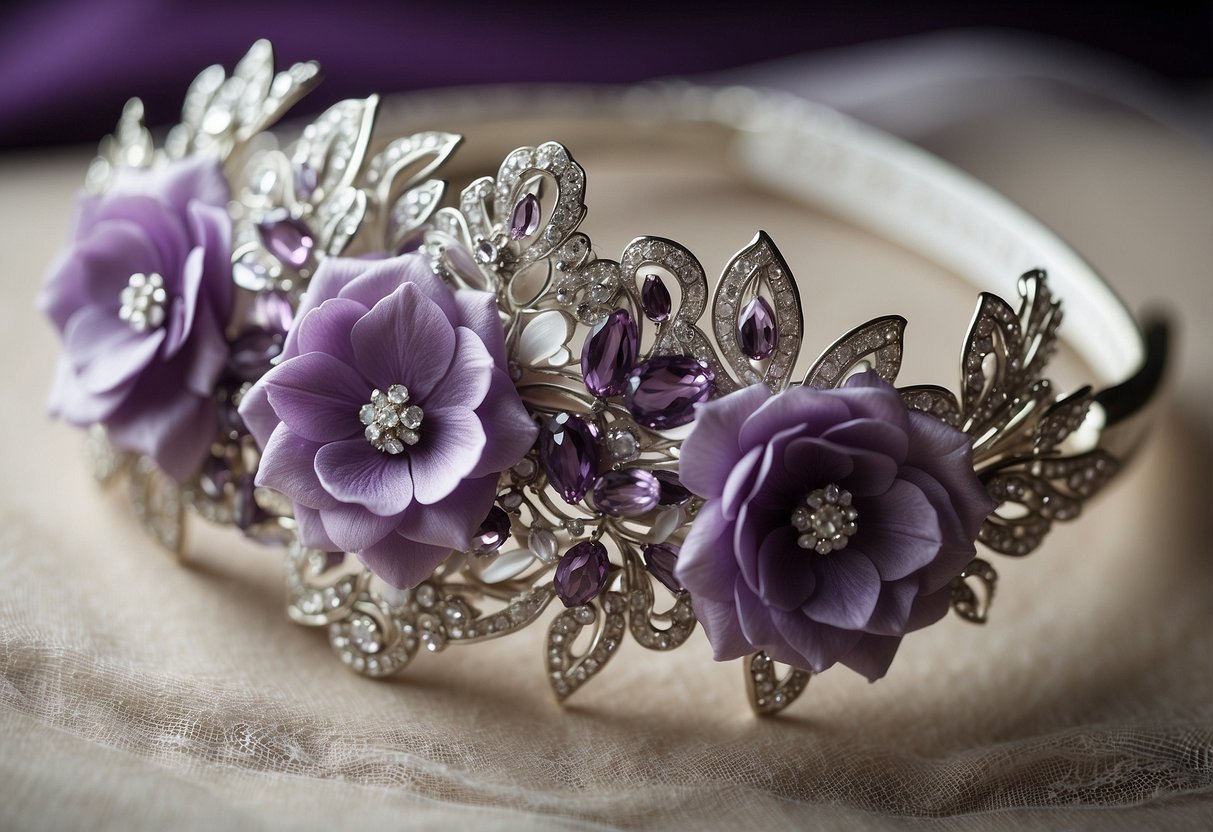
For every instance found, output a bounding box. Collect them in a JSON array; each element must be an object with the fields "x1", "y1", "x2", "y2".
[{"x1": 1, "y1": 83, "x2": 1211, "y2": 829}]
